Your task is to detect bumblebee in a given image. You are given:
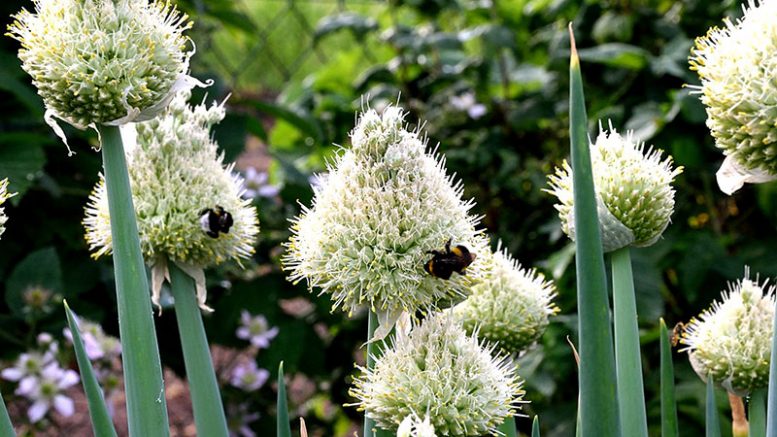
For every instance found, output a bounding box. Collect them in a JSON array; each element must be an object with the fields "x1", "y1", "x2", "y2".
[
  {"x1": 199, "y1": 205, "x2": 234, "y2": 238},
  {"x1": 670, "y1": 322, "x2": 685, "y2": 347},
  {"x1": 424, "y1": 238, "x2": 476, "y2": 280}
]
